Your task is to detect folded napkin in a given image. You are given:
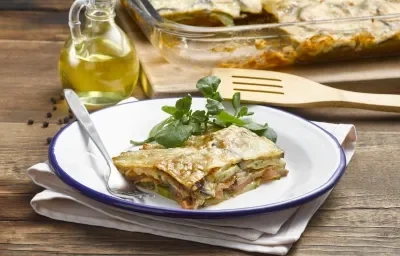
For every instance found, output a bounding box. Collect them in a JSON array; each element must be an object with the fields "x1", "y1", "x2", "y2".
[{"x1": 27, "y1": 97, "x2": 357, "y2": 255}]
